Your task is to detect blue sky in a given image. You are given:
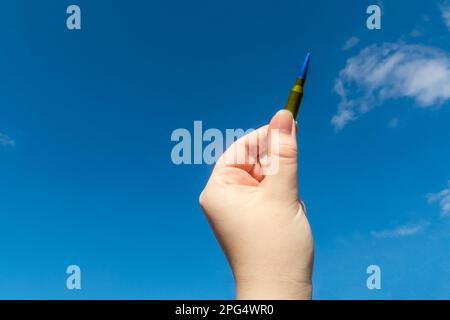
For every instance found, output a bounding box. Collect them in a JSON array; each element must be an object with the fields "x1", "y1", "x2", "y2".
[{"x1": 1, "y1": 0, "x2": 450, "y2": 299}]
